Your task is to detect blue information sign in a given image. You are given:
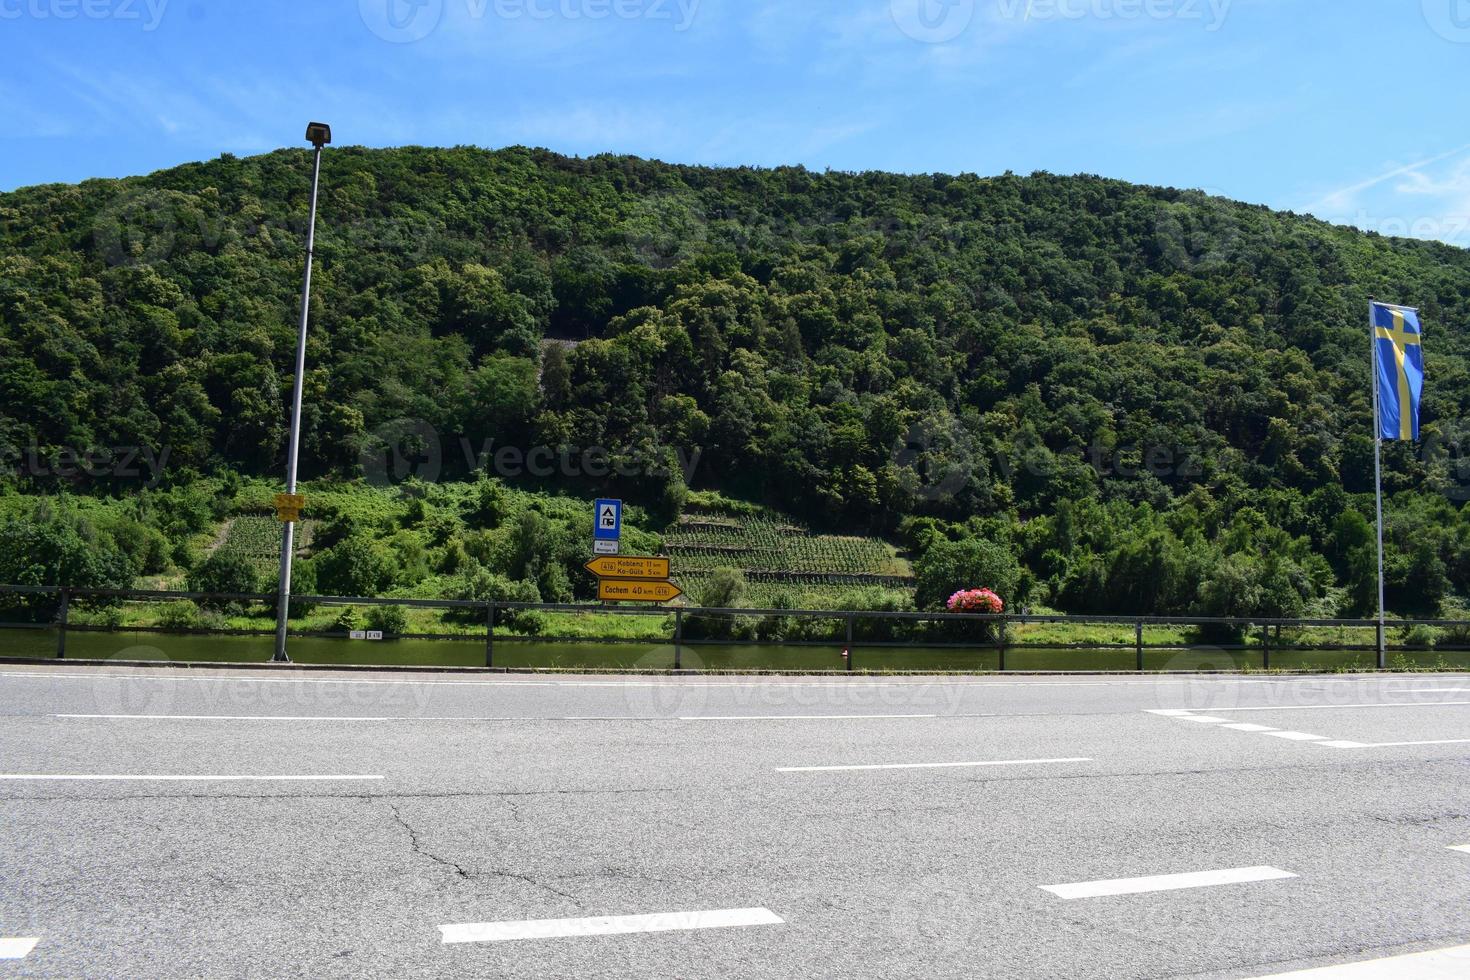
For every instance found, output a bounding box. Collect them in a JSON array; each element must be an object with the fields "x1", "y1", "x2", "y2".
[{"x1": 594, "y1": 499, "x2": 622, "y2": 541}]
